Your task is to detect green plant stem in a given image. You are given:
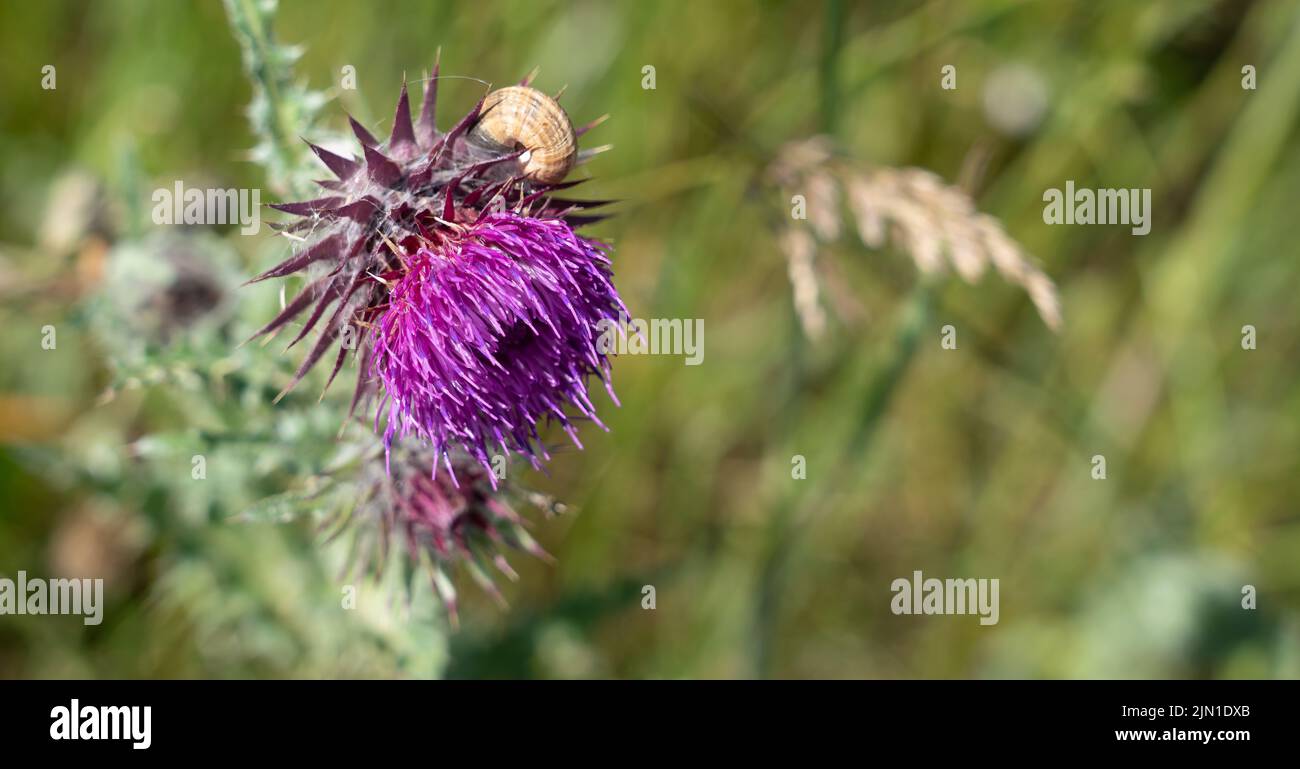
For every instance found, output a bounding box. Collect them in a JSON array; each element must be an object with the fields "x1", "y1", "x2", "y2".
[
  {"x1": 223, "y1": 0, "x2": 318, "y2": 198},
  {"x1": 819, "y1": 0, "x2": 846, "y2": 135},
  {"x1": 751, "y1": 284, "x2": 931, "y2": 677}
]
